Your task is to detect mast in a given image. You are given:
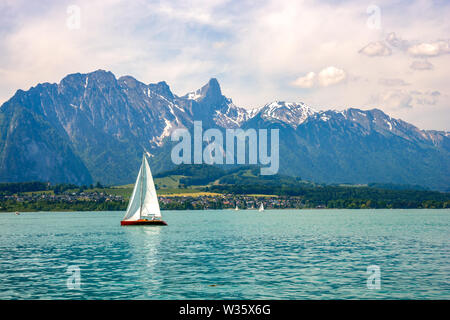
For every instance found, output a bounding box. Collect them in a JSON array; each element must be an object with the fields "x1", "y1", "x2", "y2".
[{"x1": 139, "y1": 155, "x2": 144, "y2": 219}]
